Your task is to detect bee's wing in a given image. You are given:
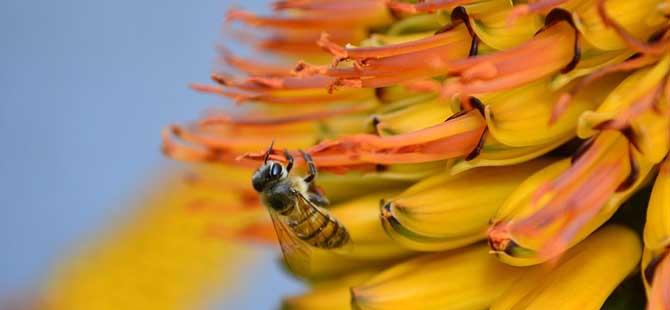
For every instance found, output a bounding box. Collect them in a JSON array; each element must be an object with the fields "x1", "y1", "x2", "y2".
[
  {"x1": 292, "y1": 190, "x2": 352, "y2": 250},
  {"x1": 267, "y1": 209, "x2": 312, "y2": 276},
  {"x1": 291, "y1": 189, "x2": 335, "y2": 235},
  {"x1": 292, "y1": 188, "x2": 329, "y2": 218}
]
